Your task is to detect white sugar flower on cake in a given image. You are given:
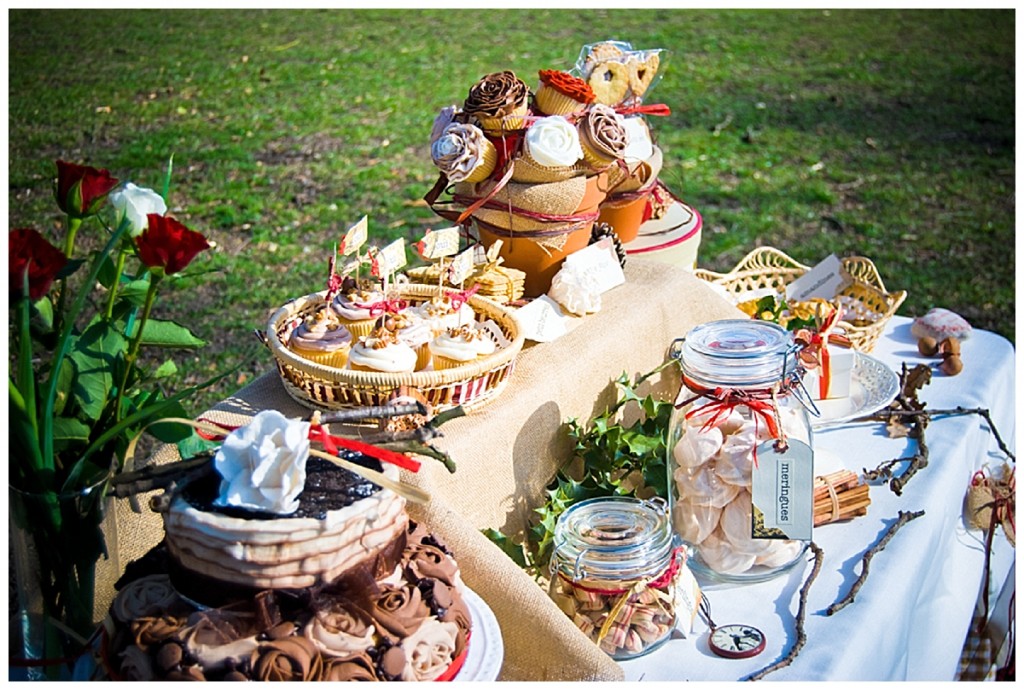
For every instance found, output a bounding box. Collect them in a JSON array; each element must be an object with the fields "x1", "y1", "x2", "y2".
[{"x1": 212, "y1": 409, "x2": 311, "y2": 515}]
